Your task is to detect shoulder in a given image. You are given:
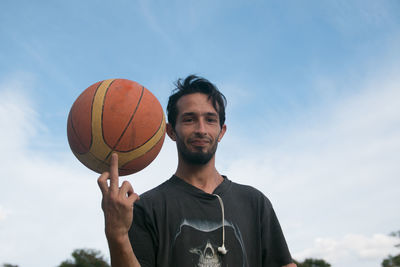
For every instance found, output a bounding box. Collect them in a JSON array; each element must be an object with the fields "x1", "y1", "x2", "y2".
[
  {"x1": 139, "y1": 179, "x2": 173, "y2": 199},
  {"x1": 225, "y1": 179, "x2": 274, "y2": 210},
  {"x1": 138, "y1": 178, "x2": 176, "y2": 202},
  {"x1": 134, "y1": 176, "x2": 187, "y2": 211},
  {"x1": 230, "y1": 180, "x2": 271, "y2": 200}
]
